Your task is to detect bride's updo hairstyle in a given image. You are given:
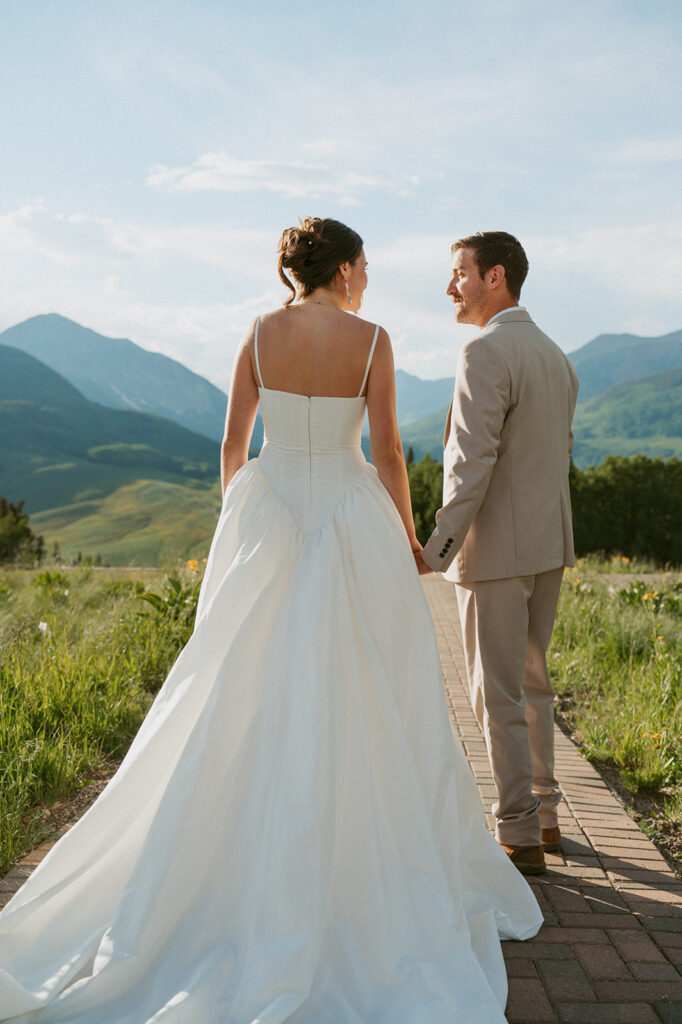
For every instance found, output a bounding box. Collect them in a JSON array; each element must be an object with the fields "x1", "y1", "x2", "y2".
[{"x1": 278, "y1": 217, "x2": 363, "y2": 306}]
